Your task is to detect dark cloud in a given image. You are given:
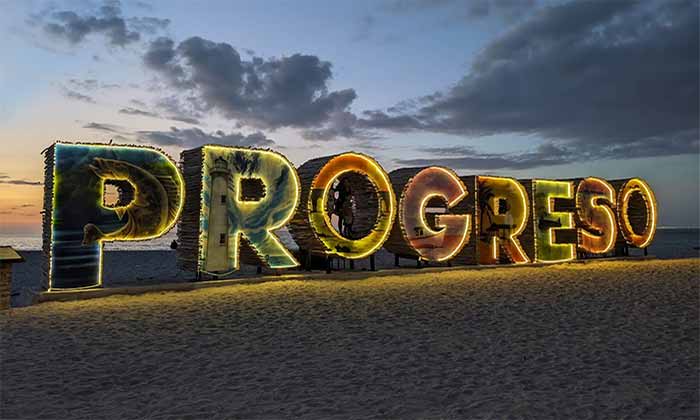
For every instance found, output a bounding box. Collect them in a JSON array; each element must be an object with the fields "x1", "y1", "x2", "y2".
[
  {"x1": 396, "y1": 142, "x2": 574, "y2": 170},
  {"x1": 384, "y1": 0, "x2": 536, "y2": 22},
  {"x1": 143, "y1": 36, "x2": 358, "y2": 133},
  {"x1": 0, "y1": 175, "x2": 38, "y2": 188},
  {"x1": 168, "y1": 115, "x2": 200, "y2": 125},
  {"x1": 63, "y1": 89, "x2": 96, "y2": 104},
  {"x1": 358, "y1": 110, "x2": 424, "y2": 131},
  {"x1": 365, "y1": 0, "x2": 700, "y2": 161},
  {"x1": 127, "y1": 17, "x2": 170, "y2": 34},
  {"x1": 143, "y1": 37, "x2": 188, "y2": 85},
  {"x1": 119, "y1": 101, "x2": 201, "y2": 124},
  {"x1": 302, "y1": 111, "x2": 379, "y2": 141},
  {"x1": 0, "y1": 179, "x2": 43, "y2": 186},
  {"x1": 137, "y1": 127, "x2": 276, "y2": 148},
  {"x1": 83, "y1": 122, "x2": 127, "y2": 133},
  {"x1": 155, "y1": 96, "x2": 203, "y2": 125},
  {"x1": 37, "y1": 0, "x2": 168, "y2": 47},
  {"x1": 118, "y1": 107, "x2": 159, "y2": 118}
]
